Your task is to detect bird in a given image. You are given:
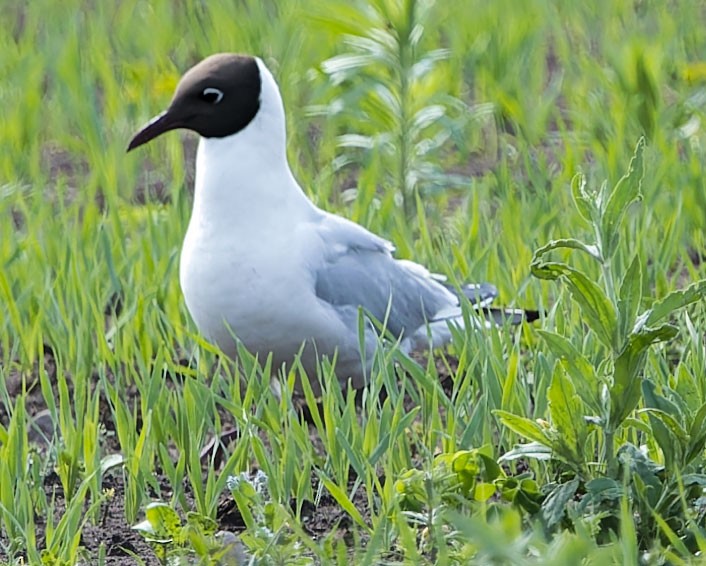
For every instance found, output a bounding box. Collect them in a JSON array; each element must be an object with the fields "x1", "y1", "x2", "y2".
[{"x1": 128, "y1": 53, "x2": 537, "y2": 394}]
